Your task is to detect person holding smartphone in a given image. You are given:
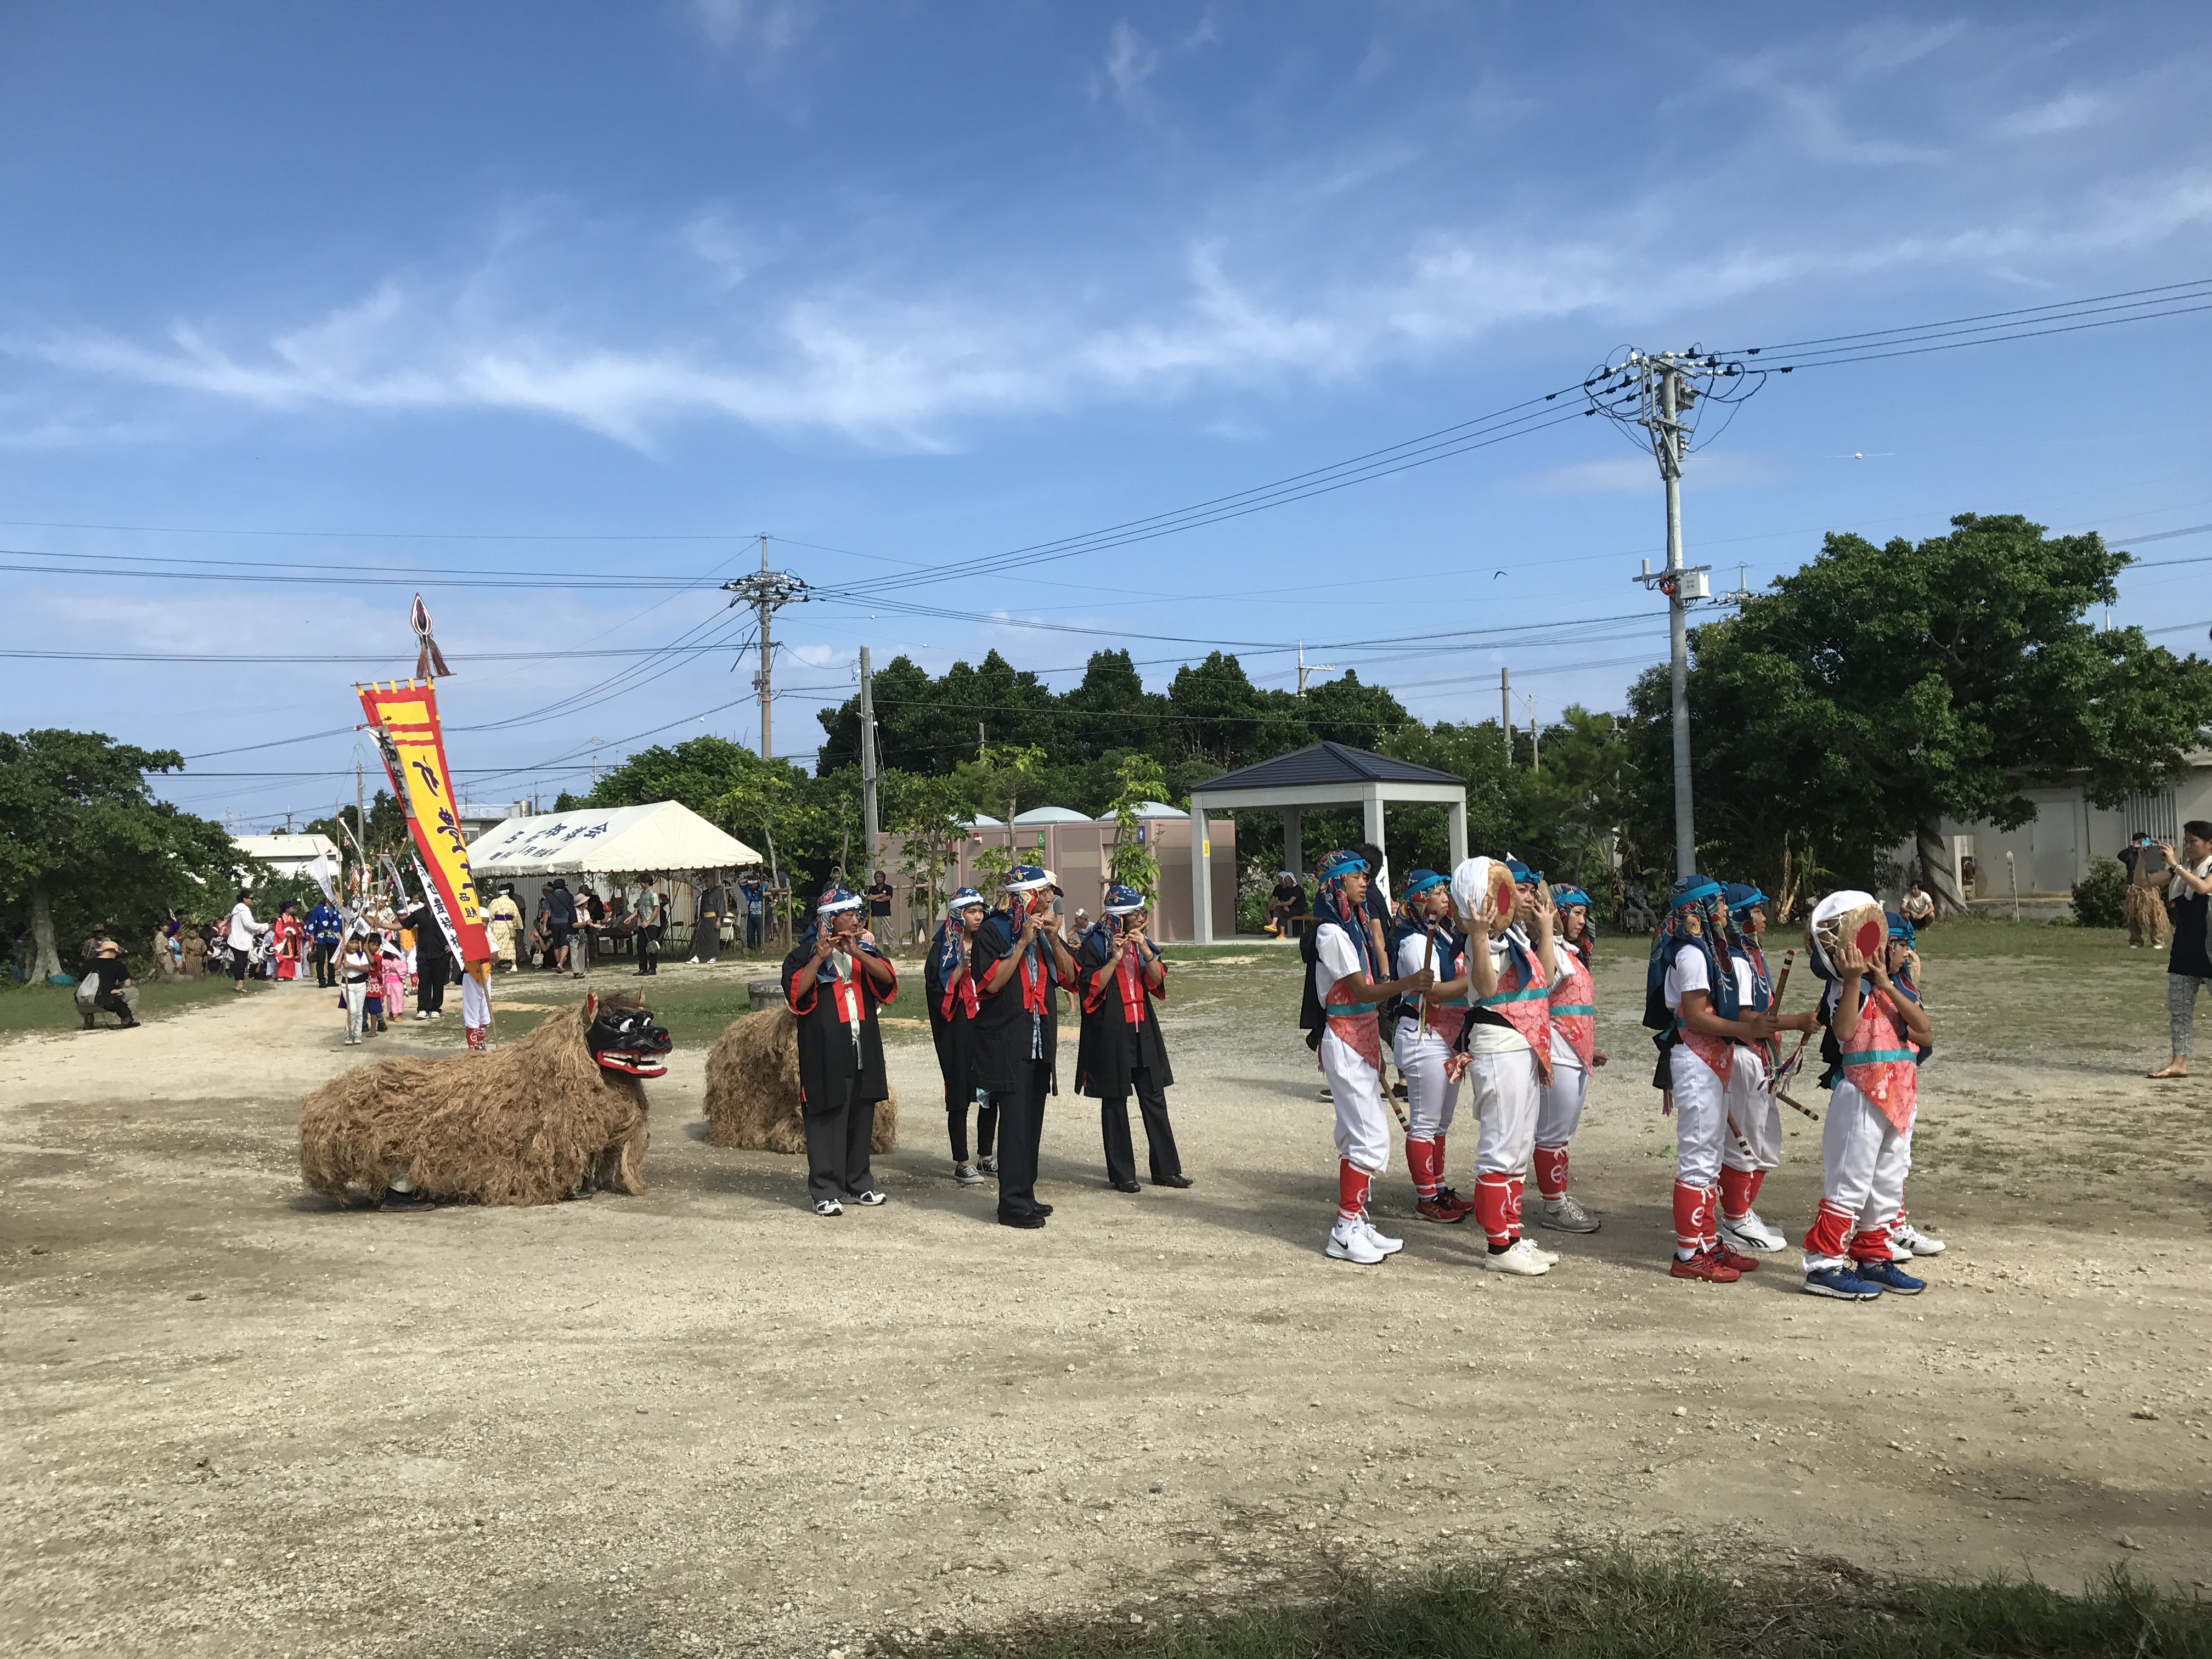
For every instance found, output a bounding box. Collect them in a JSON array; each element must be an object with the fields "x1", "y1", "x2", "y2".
[
  {"x1": 1074, "y1": 884, "x2": 1189, "y2": 1194},
  {"x1": 2150, "y1": 822, "x2": 2212, "y2": 1078}
]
